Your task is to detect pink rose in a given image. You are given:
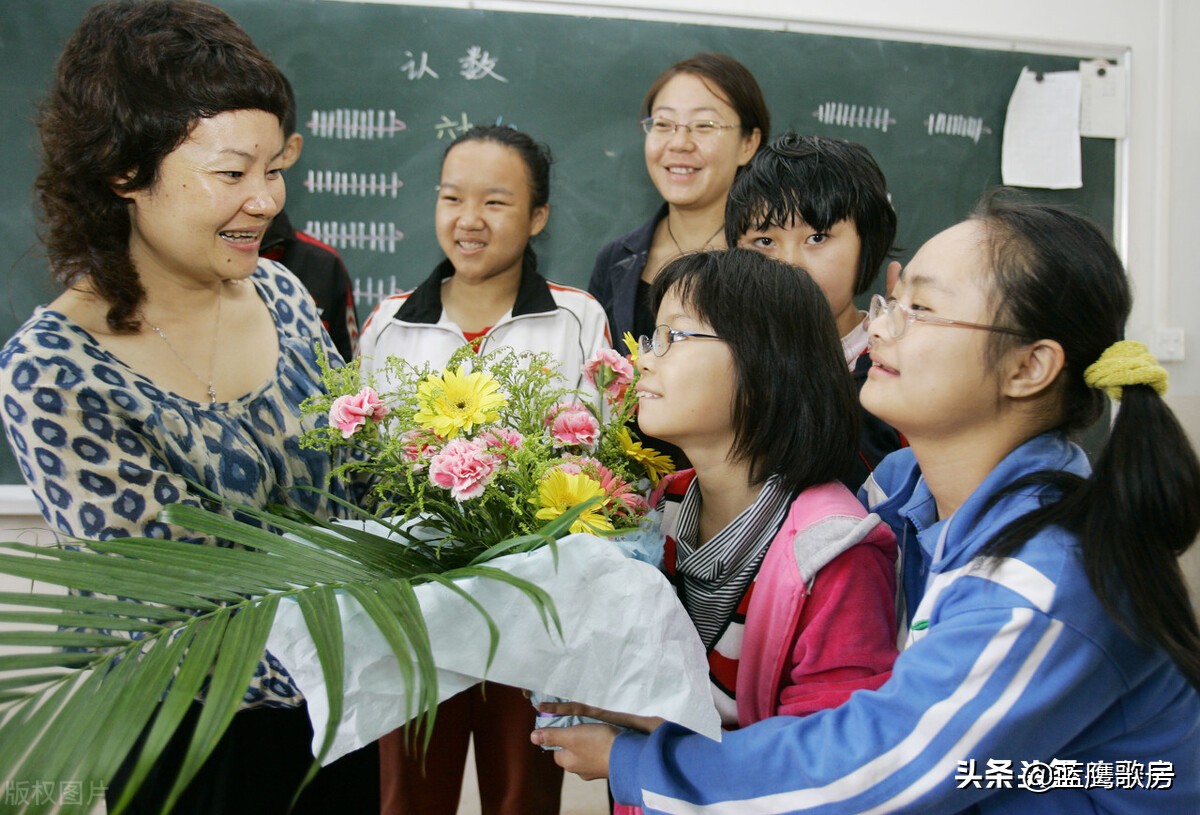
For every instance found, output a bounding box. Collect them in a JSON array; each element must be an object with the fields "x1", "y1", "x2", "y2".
[
  {"x1": 550, "y1": 404, "x2": 600, "y2": 448},
  {"x1": 428, "y1": 439, "x2": 499, "y2": 501},
  {"x1": 329, "y1": 387, "x2": 389, "y2": 438},
  {"x1": 584, "y1": 349, "x2": 635, "y2": 402}
]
